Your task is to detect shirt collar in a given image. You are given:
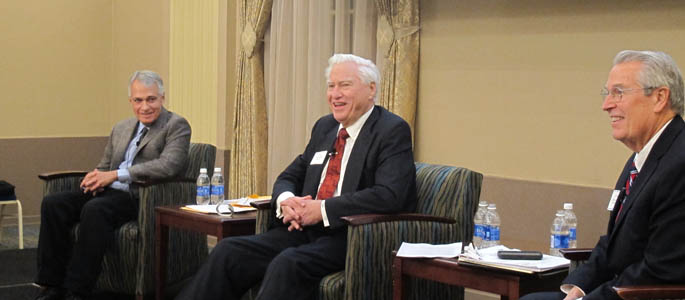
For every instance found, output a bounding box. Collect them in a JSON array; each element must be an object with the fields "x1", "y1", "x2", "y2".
[
  {"x1": 634, "y1": 118, "x2": 672, "y2": 171},
  {"x1": 338, "y1": 105, "x2": 374, "y2": 140}
]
